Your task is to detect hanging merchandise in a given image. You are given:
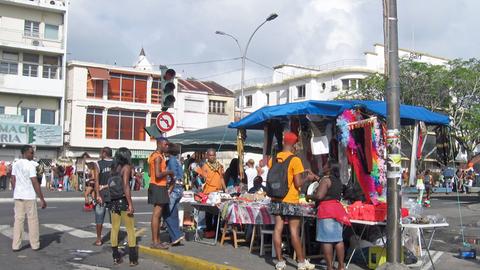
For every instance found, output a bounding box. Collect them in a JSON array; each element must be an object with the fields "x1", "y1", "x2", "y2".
[{"x1": 337, "y1": 110, "x2": 387, "y2": 204}]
